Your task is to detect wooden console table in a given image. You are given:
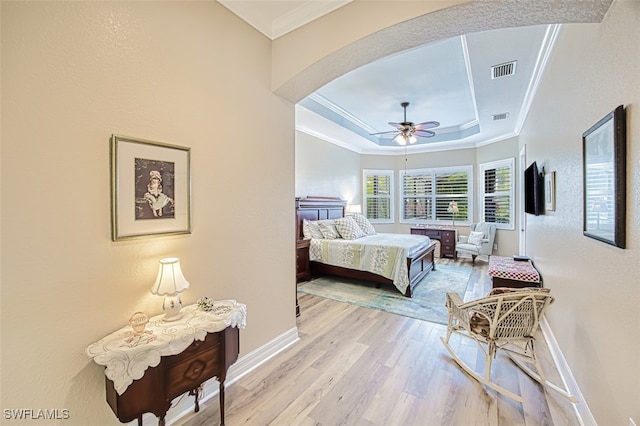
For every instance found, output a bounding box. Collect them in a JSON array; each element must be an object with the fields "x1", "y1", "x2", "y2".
[
  {"x1": 86, "y1": 301, "x2": 246, "y2": 426},
  {"x1": 410, "y1": 226, "x2": 457, "y2": 259}
]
